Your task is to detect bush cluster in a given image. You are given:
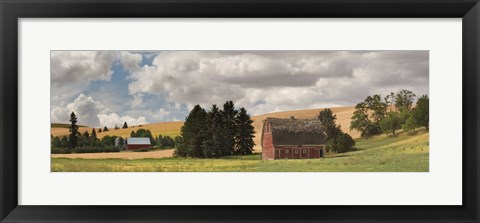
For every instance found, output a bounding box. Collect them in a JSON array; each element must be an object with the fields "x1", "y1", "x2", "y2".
[
  {"x1": 350, "y1": 90, "x2": 429, "y2": 138},
  {"x1": 51, "y1": 146, "x2": 120, "y2": 154}
]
